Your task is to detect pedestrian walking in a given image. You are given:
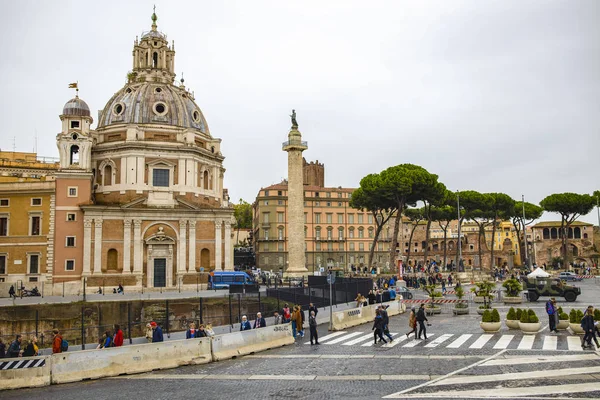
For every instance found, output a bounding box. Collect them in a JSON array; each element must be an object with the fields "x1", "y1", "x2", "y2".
[
  {"x1": 8, "y1": 335, "x2": 22, "y2": 358},
  {"x1": 273, "y1": 312, "x2": 282, "y2": 325},
  {"x1": 282, "y1": 304, "x2": 291, "y2": 323},
  {"x1": 253, "y1": 312, "x2": 267, "y2": 329},
  {"x1": 416, "y1": 304, "x2": 428, "y2": 340},
  {"x1": 113, "y1": 324, "x2": 124, "y2": 347},
  {"x1": 441, "y1": 280, "x2": 446, "y2": 295},
  {"x1": 52, "y1": 330, "x2": 63, "y2": 354},
  {"x1": 145, "y1": 323, "x2": 153, "y2": 342},
  {"x1": 582, "y1": 307, "x2": 599, "y2": 349},
  {"x1": 298, "y1": 306, "x2": 306, "y2": 337},
  {"x1": 240, "y1": 315, "x2": 252, "y2": 331},
  {"x1": 0, "y1": 338, "x2": 6, "y2": 358},
  {"x1": 546, "y1": 298, "x2": 558, "y2": 333},
  {"x1": 309, "y1": 310, "x2": 319, "y2": 345},
  {"x1": 101, "y1": 330, "x2": 113, "y2": 348},
  {"x1": 406, "y1": 307, "x2": 417, "y2": 339},
  {"x1": 372, "y1": 309, "x2": 387, "y2": 344},
  {"x1": 380, "y1": 305, "x2": 394, "y2": 342},
  {"x1": 8, "y1": 285, "x2": 16, "y2": 299},
  {"x1": 205, "y1": 324, "x2": 215, "y2": 337},
  {"x1": 196, "y1": 324, "x2": 208, "y2": 337},
  {"x1": 22, "y1": 336, "x2": 39, "y2": 357},
  {"x1": 151, "y1": 321, "x2": 163, "y2": 342},
  {"x1": 309, "y1": 303, "x2": 318, "y2": 317},
  {"x1": 186, "y1": 322, "x2": 198, "y2": 338}
]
